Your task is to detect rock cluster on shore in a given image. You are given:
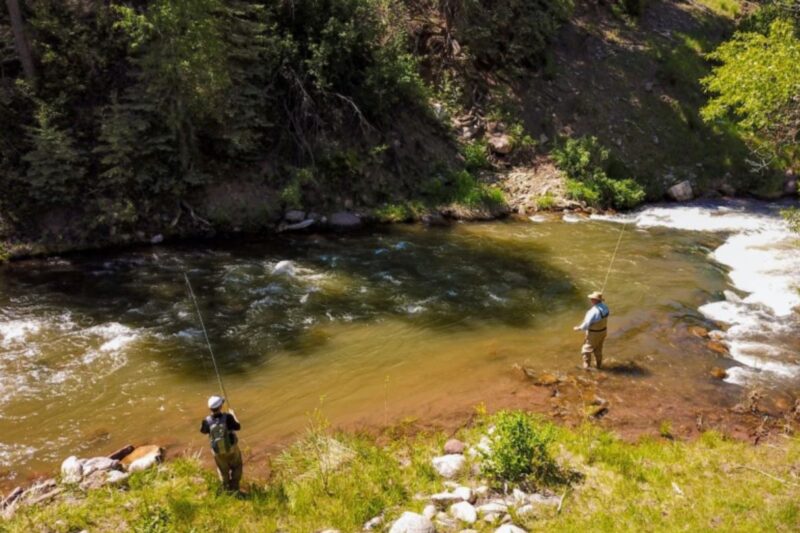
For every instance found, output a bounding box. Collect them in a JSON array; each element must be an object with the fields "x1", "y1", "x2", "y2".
[
  {"x1": 0, "y1": 444, "x2": 163, "y2": 519},
  {"x1": 381, "y1": 437, "x2": 560, "y2": 533}
]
